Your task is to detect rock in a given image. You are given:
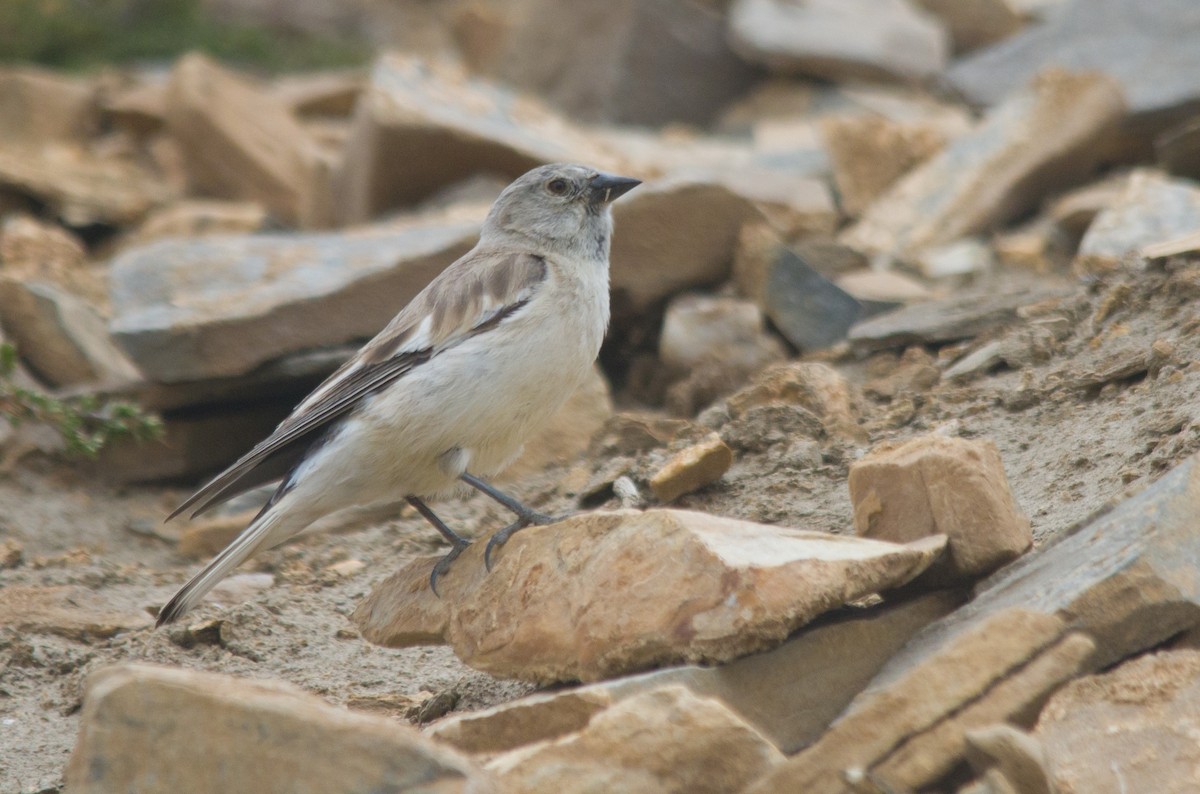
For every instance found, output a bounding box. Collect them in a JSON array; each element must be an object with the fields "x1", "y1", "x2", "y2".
[
  {"x1": 498, "y1": 365, "x2": 613, "y2": 483},
  {"x1": 729, "y1": 0, "x2": 949, "y2": 83},
  {"x1": 354, "y1": 509, "x2": 947, "y2": 683},
  {"x1": 483, "y1": 0, "x2": 759, "y2": 127},
  {"x1": 744, "y1": 611, "x2": 1094, "y2": 793},
  {"x1": 0, "y1": 143, "x2": 170, "y2": 227},
  {"x1": 0, "y1": 279, "x2": 141, "y2": 387},
  {"x1": 913, "y1": 0, "x2": 1025, "y2": 52},
  {"x1": 0, "y1": 214, "x2": 98, "y2": 301},
  {"x1": 127, "y1": 199, "x2": 268, "y2": 246},
  {"x1": 754, "y1": 247, "x2": 865, "y2": 350},
  {"x1": 848, "y1": 286, "x2": 1069, "y2": 352},
  {"x1": 272, "y1": 69, "x2": 364, "y2": 117},
  {"x1": 1035, "y1": 649, "x2": 1200, "y2": 793},
  {"x1": 963, "y1": 725, "x2": 1057, "y2": 794},
  {"x1": 0, "y1": 586, "x2": 150, "y2": 641},
  {"x1": 610, "y1": 175, "x2": 764, "y2": 319},
  {"x1": 821, "y1": 114, "x2": 953, "y2": 218},
  {"x1": 332, "y1": 55, "x2": 587, "y2": 224},
  {"x1": 748, "y1": 449, "x2": 1200, "y2": 791},
  {"x1": 842, "y1": 69, "x2": 1124, "y2": 260},
  {"x1": 649, "y1": 433, "x2": 734, "y2": 503},
  {"x1": 0, "y1": 66, "x2": 97, "y2": 145},
  {"x1": 428, "y1": 689, "x2": 614, "y2": 756},
  {"x1": 1156, "y1": 115, "x2": 1200, "y2": 180},
  {"x1": 177, "y1": 509, "x2": 259, "y2": 558},
  {"x1": 64, "y1": 663, "x2": 489, "y2": 794},
  {"x1": 100, "y1": 77, "x2": 167, "y2": 138},
  {"x1": 659, "y1": 296, "x2": 773, "y2": 373},
  {"x1": 1046, "y1": 172, "x2": 1131, "y2": 236},
  {"x1": 726, "y1": 361, "x2": 863, "y2": 442},
  {"x1": 109, "y1": 220, "x2": 478, "y2": 383},
  {"x1": 694, "y1": 166, "x2": 838, "y2": 240},
  {"x1": 992, "y1": 218, "x2": 1072, "y2": 273},
  {"x1": 487, "y1": 686, "x2": 782, "y2": 793},
  {"x1": 1076, "y1": 169, "x2": 1200, "y2": 273},
  {"x1": 947, "y1": 0, "x2": 1200, "y2": 133},
  {"x1": 849, "y1": 435, "x2": 1032, "y2": 585},
  {"x1": 165, "y1": 53, "x2": 328, "y2": 228},
  {"x1": 835, "y1": 269, "x2": 932, "y2": 304},
  {"x1": 914, "y1": 237, "x2": 995, "y2": 280},
  {"x1": 863, "y1": 346, "x2": 941, "y2": 399}
]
